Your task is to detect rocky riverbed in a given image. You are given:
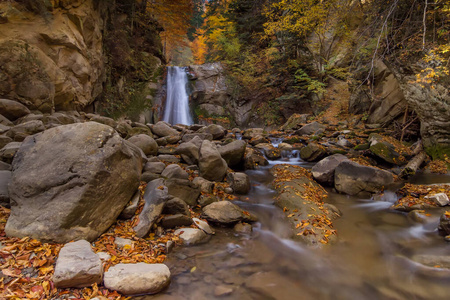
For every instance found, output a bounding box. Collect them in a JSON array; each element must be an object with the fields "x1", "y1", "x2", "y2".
[{"x1": 0, "y1": 104, "x2": 449, "y2": 299}]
